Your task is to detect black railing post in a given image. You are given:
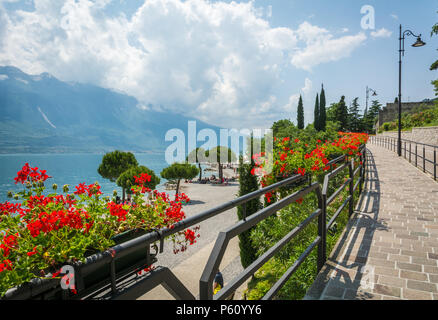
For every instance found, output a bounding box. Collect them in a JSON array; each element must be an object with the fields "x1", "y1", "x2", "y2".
[
  {"x1": 434, "y1": 148, "x2": 437, "y2": 181},
  {"x1": 359, "y1": 152, "x2": 364, "y2": 195},
  {"x1": 415, "y1": 144, "x2": 418, "y2": 168},
  {"x1": 404, "y1": 141, "x2": 407, "y2": 159},
  {"x1": 423, "y1": 145, "x2": 426, "y2": 173},
  {"x1": 348, "y1": 159, "x2": 354, "y2": 218},
  {"x1": 409, "y1": 142, "x2": 412, "y2": 163},
  {"x1": 317, "y1": 188, "x2": 326, "y2": 272}
]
